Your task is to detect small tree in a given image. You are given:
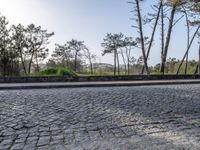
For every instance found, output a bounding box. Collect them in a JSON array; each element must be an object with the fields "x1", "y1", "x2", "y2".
[
  {"x1": 0, "y1": 15, "x2": 14, "y2": 76},
  {"x1": 52, "y1": 43, "x2": 73, "y2": 67},
  {"x1": 66, "y1": 39, "x2": 86, "y2": 72},
  {"x1": 25, "y1": 24, "x2": 54, "y2": 73},
  {"x1": 120, "y1": 37, "x2": 137, "y2": 75},
  {"x1": 12, "y1": 24, "x2": 54, "y2": 74},
  {"x1": 52, "y1": 39, "x2": 87, "y2": 72},
  {"x1": 102, "y1": 33, "x2": 124, "y2": 75},
  {"x1": 83, "y1": 48, "x2": 96, "y2": 74},
  {"x1": 11, "y1": 24, "x2": 27, "y2": 74}
]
